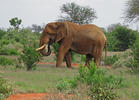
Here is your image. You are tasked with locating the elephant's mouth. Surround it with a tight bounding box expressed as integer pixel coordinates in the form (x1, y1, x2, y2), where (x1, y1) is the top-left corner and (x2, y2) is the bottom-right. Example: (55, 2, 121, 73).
(36, 39, 54, 56)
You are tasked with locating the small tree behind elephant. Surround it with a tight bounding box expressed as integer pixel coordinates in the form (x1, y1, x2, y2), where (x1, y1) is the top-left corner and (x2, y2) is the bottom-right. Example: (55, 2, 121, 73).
(36, 21, 107, 68)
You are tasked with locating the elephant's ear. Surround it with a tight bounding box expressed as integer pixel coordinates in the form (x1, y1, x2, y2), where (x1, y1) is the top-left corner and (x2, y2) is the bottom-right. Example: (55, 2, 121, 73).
(55, 22, 68, 42)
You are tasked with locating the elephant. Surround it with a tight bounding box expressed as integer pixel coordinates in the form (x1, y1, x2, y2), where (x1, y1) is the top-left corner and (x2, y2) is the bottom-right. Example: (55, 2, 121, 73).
(36, 21, 107, 68)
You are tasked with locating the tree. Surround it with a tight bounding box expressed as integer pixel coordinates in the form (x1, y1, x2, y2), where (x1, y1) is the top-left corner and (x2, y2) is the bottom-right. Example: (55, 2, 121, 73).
(107, 23, 122, 32)
(9, 17, 22, 29)
(58, 2, 97, 24)
(124, 0, 139, 22)
(107, 25, 137, 51)
(30, 24, 43, 33)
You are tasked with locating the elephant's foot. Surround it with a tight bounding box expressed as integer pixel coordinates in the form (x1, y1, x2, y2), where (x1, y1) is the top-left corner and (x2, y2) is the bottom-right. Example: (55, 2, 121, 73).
(56, 64, 61, 68)
(67, 66, 73, 69)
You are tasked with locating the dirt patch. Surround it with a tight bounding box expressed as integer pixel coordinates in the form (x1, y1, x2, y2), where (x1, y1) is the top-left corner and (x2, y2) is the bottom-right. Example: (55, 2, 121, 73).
(6, 93, 76, 100)
(36, 62, 79, 68)
(36, 62, 112, 69)
(6, 93, 46, 100)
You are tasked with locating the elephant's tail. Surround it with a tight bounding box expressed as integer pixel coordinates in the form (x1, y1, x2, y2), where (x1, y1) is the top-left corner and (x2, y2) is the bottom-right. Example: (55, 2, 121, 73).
(104, 41, 107, 60)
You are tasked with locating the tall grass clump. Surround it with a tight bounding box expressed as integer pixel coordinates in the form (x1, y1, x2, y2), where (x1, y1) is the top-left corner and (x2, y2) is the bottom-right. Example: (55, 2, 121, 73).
(104, 54, 120, 65)
(57, 62, 123, 100)
(0, 75, 13, 100)
(129, 35, 139, 72)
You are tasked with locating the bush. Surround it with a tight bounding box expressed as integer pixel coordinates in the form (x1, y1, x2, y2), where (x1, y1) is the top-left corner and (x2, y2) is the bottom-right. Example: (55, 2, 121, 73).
(0, 39, 11, 46)
(112, 50, 131, 68)
(3, 28, 39, 47)
(106, 33, 119, 51)
(57, 62, 123, 100)
(0, 56, 13, 66)
(18, 46, 40, 71)
(107, 25, 137, 51)
(89, 84, 117, 100)
(104, 54, 120, 65)
(9, 49, 19, 55)
(0, 75, 13, 99)
(51, 43, 59, 56)
(56, 79, 77, 92)
(0, 48, 10, 55)
(129, 35, 139, 72)
(0, 29, 6, 39)
(0, 47, 19, 55)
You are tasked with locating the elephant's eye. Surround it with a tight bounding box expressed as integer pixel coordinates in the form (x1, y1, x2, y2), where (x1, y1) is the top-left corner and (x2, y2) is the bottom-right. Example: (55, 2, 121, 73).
(46, 32, 52, 35)
(47, 32, 51, 35)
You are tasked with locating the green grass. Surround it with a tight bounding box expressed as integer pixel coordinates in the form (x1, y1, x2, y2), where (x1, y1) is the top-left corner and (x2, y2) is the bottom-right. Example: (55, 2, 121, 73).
(104, 67, 139, 100)
(1, 54, 139, 100)
(2, 66, 78, 93)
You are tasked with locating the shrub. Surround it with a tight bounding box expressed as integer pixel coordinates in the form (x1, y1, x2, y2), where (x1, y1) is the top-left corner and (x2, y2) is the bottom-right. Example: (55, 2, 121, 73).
(106, 33, 119, 51)
(56, 79, 77, 92)
(3, 28, 39, 47)
(112, 50, 132, 68)
(104, 54, 120, 65)
(78, 62, 123, 100)
(0, 56, 13, 66)
(0, 47, 19, 55)
(57, 62, 123, 100)
(9, 49, 19, 55)
(81, 55, 86, 62)
(129, 35, 139, 72)
(51, 43, 59, 56)
(89, 84, 117, 100)
(0, 39, 12, 47)
(18, 46, 40, 71)
(107, 25, 137, 51)
(0, 29, 6, 39)
(0, 75, 13, 99)
(0, 48, 10, 55)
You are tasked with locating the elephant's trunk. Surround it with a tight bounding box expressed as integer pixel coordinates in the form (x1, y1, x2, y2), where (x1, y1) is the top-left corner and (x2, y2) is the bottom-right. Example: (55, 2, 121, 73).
(36, 39, 54, 56)
(40, 44, 51, 56)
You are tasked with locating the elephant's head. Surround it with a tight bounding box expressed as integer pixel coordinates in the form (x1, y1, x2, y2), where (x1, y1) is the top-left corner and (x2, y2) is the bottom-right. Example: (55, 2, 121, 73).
(36, 21, 68, 56)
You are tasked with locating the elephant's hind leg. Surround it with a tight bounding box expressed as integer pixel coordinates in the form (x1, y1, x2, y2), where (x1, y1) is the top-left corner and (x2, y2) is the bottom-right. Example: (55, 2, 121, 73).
(85, 54, 93, 67)
(92, 46, 103, 68)
(64, 51, 72, 68)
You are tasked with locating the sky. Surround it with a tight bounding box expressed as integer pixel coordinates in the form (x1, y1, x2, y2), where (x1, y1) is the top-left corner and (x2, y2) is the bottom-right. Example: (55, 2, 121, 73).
(0, 0, 132, 29)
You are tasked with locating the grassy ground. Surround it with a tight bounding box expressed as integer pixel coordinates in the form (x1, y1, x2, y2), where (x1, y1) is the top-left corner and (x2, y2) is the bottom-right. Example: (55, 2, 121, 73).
(1, 65, 78, 93)
(1, 52, 139, 100)
(1, 65, 139, 100)
(105, 67, 139, 100)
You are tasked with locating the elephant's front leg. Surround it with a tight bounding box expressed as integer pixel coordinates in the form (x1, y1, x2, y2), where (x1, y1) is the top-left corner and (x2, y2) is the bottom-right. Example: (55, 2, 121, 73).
(64, 51, 71, 68)
(56, 38, 72, 68)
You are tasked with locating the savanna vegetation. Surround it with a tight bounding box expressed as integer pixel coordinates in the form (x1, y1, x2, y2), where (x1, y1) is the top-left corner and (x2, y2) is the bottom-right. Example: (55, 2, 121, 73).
(0, 1, 139, 100)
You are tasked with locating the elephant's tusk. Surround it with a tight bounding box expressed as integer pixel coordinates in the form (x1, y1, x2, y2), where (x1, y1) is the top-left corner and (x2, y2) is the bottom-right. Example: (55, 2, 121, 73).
(36, 44, 46, 51)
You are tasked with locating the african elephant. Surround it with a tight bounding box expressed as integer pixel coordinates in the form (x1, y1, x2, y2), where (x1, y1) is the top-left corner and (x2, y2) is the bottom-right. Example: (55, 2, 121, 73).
(36, 21, 107, 68)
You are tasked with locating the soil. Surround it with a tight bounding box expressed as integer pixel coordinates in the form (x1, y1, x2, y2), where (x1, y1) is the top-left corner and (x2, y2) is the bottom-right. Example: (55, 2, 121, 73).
(6, 93, 46, 100)
(6, 93, 75, 100)
(36, 62, 79, 68)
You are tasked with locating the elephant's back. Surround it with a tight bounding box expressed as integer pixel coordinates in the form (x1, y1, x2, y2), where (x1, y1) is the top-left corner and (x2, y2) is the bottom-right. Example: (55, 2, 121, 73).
(76, 25, 105, 40)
